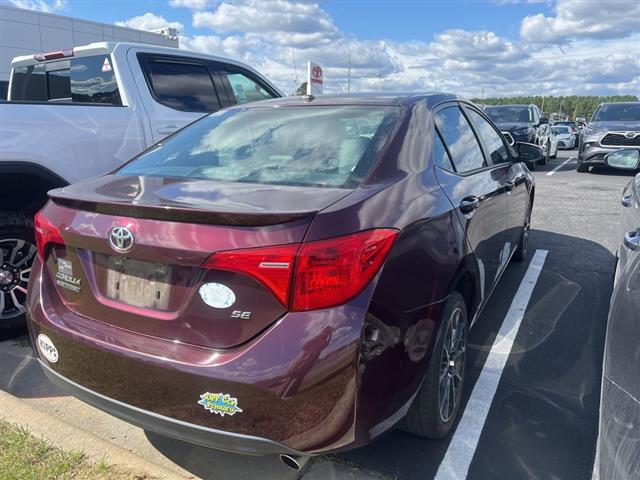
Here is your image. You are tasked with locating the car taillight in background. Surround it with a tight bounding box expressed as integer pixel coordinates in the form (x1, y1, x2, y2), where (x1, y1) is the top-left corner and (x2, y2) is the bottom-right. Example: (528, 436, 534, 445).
(34, 210, 65, 260)
(203, 229, 398, 312)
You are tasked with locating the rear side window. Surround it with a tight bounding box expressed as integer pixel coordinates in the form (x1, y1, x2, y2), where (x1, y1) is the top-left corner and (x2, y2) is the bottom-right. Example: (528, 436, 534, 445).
(10, 55, 121, 104)
(434, 106, 486, 173)
(225, 72, 274, 104)
(119, 105, 401, 189)
(466, 108, 510, 165)
(144, 59, 220, 112)
(433, 133, 454, 171)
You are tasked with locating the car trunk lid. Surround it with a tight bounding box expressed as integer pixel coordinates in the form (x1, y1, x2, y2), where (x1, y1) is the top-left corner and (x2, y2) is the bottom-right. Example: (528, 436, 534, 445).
(41, 175, 353, 349)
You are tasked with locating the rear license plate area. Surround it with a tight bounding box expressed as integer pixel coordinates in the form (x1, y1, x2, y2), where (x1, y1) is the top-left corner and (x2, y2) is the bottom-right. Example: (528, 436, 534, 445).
(105, 257, 171, 310)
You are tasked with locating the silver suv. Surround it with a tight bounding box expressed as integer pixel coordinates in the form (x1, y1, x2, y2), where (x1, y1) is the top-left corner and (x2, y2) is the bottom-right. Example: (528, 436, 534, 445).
(577, 102, 640, 173)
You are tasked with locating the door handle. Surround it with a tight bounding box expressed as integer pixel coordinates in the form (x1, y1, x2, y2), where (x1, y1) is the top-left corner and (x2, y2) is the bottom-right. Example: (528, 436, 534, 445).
(621, 195, 633, 208)
(505, 181, 515, 192)
(624, 230, 640, 251)
(157, 126, 178, 135)
(460, 196, 480, 216)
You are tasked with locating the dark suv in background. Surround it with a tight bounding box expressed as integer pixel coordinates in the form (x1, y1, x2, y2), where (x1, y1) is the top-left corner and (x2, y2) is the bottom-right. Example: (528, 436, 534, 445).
(577, 102, 640, 173)
(484, 104, 552, 169)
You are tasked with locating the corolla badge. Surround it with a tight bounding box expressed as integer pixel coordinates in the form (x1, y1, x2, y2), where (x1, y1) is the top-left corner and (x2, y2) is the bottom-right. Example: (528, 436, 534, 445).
(625, 131, 638, 138)
(108, 226, 134, 253)
(198, 392, 243, 417)
(37, 334, 59, 363)
(199, 283, 236, 309)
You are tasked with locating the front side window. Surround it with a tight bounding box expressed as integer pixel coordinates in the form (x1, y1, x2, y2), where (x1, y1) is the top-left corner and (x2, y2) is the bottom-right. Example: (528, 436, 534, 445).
(119, 105, 401, 189)
(10, 55, 121, 104)
(466, 109, 510, 165)
(145, 59, 220, 112)
(225, 72, 274, 104)
(434, 106, 486, 173)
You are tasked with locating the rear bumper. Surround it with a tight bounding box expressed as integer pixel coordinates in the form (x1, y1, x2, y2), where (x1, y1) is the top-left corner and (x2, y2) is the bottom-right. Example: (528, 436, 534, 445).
(39, 360, 303, 456)
(27, 257, 369, 456)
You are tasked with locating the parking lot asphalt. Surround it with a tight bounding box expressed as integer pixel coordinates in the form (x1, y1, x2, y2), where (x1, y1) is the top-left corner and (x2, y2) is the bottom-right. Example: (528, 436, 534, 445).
(0, 149, 635, 480)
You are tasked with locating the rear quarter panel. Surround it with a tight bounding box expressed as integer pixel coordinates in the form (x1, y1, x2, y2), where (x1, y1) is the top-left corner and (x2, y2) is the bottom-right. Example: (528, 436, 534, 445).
(307, 101, 472, 441)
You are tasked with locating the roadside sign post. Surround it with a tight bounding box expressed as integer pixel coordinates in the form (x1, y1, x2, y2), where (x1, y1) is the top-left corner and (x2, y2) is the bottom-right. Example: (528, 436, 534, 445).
(307, 61, 323, 95)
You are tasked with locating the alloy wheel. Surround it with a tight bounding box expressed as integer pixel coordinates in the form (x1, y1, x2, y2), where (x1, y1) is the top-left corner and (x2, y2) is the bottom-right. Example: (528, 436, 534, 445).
(0, 239, 36, 321)
(438, 306, 466, 423)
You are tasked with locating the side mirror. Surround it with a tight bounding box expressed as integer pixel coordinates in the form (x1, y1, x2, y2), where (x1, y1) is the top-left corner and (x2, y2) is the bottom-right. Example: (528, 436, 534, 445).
(516, 142, 544, 164)
(538, 116, 549, 125)
(605, 149, 640, 170)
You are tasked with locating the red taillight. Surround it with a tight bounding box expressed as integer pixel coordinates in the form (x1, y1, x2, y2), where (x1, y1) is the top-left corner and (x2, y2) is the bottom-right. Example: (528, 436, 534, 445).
(33, 48, 74, 62)
(202, 229, 397, 311)
(34, 210, 64, 260)
(292, 229, 397, 311)
(202, 243, 298, 306)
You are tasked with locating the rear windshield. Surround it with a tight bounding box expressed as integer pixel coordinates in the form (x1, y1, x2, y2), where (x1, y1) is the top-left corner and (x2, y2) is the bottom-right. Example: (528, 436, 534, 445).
(10, 55, 121, 105)
(553, 126, 571, 134)
(119, 105, 401, 188)
(485, 106, 532, 123)
(592, 103, 640, 122)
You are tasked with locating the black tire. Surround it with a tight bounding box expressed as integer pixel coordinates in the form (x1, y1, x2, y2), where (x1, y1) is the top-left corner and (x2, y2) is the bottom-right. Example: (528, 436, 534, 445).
(514, 204, 531, 262)
(538, 141, 550, 165)
(576, 162, 588, 173)
(400, 291, 468, 439)
(0, 211, 35, 333)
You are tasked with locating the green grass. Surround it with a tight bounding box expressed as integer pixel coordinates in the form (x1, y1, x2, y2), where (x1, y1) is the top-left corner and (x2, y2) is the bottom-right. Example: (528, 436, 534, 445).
(0, 420, 157, 480)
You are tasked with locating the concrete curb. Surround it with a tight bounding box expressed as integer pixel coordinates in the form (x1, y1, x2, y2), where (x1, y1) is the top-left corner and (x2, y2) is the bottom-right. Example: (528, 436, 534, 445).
(0, 389, 192, 479)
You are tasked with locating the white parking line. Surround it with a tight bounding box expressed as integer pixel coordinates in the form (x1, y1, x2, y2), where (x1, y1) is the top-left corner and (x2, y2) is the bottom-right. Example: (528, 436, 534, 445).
(434, 249, 549, 480)
(547, 157, 575, 176)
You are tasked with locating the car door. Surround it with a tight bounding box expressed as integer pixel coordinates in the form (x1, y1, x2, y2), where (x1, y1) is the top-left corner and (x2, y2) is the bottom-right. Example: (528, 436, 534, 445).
(133, 52, 224, 143)
(464, 105, 530, 253)
(433, 103, 510, 300)
(616, 173, 640, 279)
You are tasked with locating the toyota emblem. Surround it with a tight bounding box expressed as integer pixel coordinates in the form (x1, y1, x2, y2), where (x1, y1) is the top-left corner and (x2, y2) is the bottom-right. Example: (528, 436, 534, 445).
(625, 131, 637, 138)
(108, 226, 135, 253)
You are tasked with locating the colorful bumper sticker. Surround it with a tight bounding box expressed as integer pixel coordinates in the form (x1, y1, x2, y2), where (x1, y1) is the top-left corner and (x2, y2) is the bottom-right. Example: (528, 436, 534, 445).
(198, 392, 243, 417)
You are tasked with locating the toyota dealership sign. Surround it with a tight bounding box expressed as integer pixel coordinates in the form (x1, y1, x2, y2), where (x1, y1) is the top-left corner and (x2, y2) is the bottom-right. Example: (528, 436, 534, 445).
(307, 61, 323, 95)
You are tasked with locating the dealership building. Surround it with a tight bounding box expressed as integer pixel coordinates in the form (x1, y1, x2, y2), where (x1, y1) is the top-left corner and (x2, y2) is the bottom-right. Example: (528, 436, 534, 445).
(0, 4, 179, 98)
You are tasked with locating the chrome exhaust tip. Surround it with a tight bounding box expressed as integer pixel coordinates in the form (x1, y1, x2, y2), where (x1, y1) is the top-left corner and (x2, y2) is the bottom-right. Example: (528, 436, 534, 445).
(279, 454, 310, 471)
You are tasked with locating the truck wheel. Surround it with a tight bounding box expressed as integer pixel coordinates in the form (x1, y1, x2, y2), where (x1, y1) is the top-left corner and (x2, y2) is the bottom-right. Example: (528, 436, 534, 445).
(400, 291, 468, 439)
(0, 212, 36, 332)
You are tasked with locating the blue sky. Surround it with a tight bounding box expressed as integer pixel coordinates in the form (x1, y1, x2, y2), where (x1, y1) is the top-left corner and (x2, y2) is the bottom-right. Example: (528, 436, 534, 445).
(7, 0, 640, 96)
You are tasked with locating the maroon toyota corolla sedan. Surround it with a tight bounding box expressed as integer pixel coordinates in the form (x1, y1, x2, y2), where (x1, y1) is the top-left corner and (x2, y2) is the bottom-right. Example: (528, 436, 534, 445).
(27, 94, 539, 467)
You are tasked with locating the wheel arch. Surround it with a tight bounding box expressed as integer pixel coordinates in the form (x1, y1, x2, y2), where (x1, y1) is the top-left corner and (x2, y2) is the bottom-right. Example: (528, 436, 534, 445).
(0, 162, 68, 215)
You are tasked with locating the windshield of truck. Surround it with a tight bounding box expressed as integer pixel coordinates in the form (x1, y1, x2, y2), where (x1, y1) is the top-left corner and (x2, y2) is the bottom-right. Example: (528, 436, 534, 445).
(485, 106, 533, 123)
(592, 103, 640, 121)
(119, 105, 401, 188)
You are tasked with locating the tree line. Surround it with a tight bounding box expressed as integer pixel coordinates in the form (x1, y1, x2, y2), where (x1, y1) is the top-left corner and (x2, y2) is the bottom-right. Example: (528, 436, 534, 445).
(471, 95, 638, 120)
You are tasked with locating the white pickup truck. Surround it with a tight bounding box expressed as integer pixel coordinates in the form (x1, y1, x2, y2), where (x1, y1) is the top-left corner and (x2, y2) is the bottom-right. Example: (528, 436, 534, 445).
(0, 42, 282, 330)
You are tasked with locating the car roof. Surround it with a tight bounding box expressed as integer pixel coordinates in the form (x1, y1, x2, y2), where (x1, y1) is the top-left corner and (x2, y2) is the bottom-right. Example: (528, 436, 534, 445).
(485, 104, 532, 108)
(230, 92, 464, 109)
(599, 101, 640, 106)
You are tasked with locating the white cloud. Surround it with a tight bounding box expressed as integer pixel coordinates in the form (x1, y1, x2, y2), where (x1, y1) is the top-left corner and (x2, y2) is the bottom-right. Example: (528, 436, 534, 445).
(171, 0, 640, 97)
(169, 0, 210, 10)
(116, 13, 184, 34)
(521, 0, 640, 43)
(9, 0, 65, 12)
(193, 0, 339, 45)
